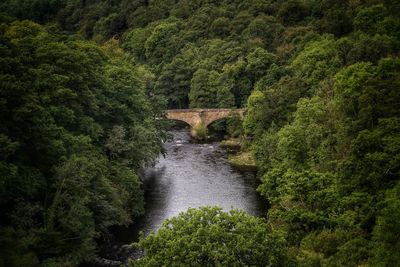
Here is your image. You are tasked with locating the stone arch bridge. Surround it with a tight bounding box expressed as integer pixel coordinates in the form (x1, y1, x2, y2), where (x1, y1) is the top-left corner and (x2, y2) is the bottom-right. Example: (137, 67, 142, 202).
(166, 108, 245, 137)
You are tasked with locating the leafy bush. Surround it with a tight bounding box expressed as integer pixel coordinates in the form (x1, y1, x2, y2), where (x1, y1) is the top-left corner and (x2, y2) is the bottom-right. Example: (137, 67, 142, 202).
(133, 207, 292, 267)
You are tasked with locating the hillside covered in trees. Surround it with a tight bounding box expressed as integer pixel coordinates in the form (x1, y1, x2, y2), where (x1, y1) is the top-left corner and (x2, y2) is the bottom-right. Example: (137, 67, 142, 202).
(0, 18, 166, 266)
(0, 0, 399, 266)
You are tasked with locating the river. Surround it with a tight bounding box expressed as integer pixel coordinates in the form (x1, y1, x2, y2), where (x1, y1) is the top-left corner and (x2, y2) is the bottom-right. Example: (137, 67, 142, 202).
(103, 128, 267, 263)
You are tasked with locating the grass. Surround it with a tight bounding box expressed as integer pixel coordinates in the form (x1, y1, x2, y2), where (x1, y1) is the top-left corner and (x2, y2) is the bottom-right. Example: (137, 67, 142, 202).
(228, 151, 257, 171)
(191, 123, 208, 140)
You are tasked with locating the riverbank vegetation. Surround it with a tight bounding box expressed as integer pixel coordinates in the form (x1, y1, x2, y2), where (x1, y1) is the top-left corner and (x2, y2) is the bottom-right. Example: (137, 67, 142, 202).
(0, 19, 164, 266)
(191, 123, 208, 141)
(228, 152, 257, 171)
(133, 207, 292, 266)
(1, 0, 399, 266)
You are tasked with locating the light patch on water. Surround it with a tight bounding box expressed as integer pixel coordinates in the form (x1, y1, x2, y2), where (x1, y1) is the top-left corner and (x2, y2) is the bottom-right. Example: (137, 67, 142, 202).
(137, 129, 266, 237)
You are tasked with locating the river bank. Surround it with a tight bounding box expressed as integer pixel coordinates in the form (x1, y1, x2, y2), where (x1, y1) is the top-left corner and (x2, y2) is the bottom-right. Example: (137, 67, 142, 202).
(92, 128, 266, 265)
(221, 138, 258, 171)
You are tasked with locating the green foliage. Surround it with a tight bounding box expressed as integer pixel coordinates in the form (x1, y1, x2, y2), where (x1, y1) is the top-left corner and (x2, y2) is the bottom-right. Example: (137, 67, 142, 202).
(245, 47, 276, 82)
(337, 32, 396, 65)
(371, 182, 400, 266)
(290, 34, 341, 89)
(354, 4, 387, 35)
(18, 0, 387, 113)
(192, 123, 208, 141)
(144, 20, 182, 67)
(154, 48, 199, 108)
(226, 112, 243, 138)
(334, 58, 400, 193)
(277, 0, 310, 26)
(0, 20, 163, 266)
(1, 0, 400, 266)
(244, 75, 309, 138)
(189, 69, 235, 108)
(312, 0, 355, 37)
(122, 27, 153, 62)
(245, 8, 400, 265)
(210, 17, 230, 38)
(133, 207, 292, 267)
(92, 12, 121, 42)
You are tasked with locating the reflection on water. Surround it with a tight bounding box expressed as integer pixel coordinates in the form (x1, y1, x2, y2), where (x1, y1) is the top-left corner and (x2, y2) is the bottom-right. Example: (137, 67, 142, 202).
(106, 129, 267, 262)
(137, 129, 266, 235)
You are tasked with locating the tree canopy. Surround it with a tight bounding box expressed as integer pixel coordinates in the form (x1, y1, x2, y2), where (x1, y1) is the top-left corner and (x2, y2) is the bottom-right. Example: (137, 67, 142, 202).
(0, 19, 164, 266)
(133, 207, 292, 267)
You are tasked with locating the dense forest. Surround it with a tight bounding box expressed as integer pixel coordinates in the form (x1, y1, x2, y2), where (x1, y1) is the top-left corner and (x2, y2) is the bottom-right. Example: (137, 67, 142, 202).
(0, 0, 399, 266)
(0, 15, 166, 266)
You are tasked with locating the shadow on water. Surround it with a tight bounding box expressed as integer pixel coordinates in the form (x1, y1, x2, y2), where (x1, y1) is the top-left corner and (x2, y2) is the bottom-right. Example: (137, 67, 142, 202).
(99, 126, 268, 263)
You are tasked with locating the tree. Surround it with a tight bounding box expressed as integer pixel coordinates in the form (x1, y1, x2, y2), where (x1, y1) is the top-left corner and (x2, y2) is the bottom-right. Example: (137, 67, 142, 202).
(290, 34, 341, 89)
(122, 27, 153, 62)
(209, 17, 231, 38)
(189, 69, 235, 108)
(334, 58, 400, 194)
(154, 48, 199, 108)
(0, 20, 162, 266)
(371, 182, 400, 266)
(222, 59, 253, 107)
(353, 4, 387, 35)
(133, 207, 291, 267)
(243, 15, 284, 51)
(277, 0, 309, 26)
(244, 75, 309, 138)
(144, 20, 182, 67)
(245, 47, 276, 82)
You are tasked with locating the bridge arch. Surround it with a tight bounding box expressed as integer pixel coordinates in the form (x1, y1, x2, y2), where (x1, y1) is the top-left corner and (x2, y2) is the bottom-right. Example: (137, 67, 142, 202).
(166, 110, 202, 128)
(168, 119, 192, 128)
(206, 116, 232, 128)
(166, 108, 245, 138)
(202, 110, 244, 127)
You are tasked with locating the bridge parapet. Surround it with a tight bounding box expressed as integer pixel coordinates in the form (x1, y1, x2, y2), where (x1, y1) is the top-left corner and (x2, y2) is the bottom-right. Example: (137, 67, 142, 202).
(167, 108, 245, 113)
(166, 109, 245, 138)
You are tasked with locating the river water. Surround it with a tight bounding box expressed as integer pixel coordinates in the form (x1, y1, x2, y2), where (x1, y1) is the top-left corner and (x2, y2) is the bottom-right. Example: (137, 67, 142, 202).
(138, 129, 266, 233)
(106, 128, 267, 263)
